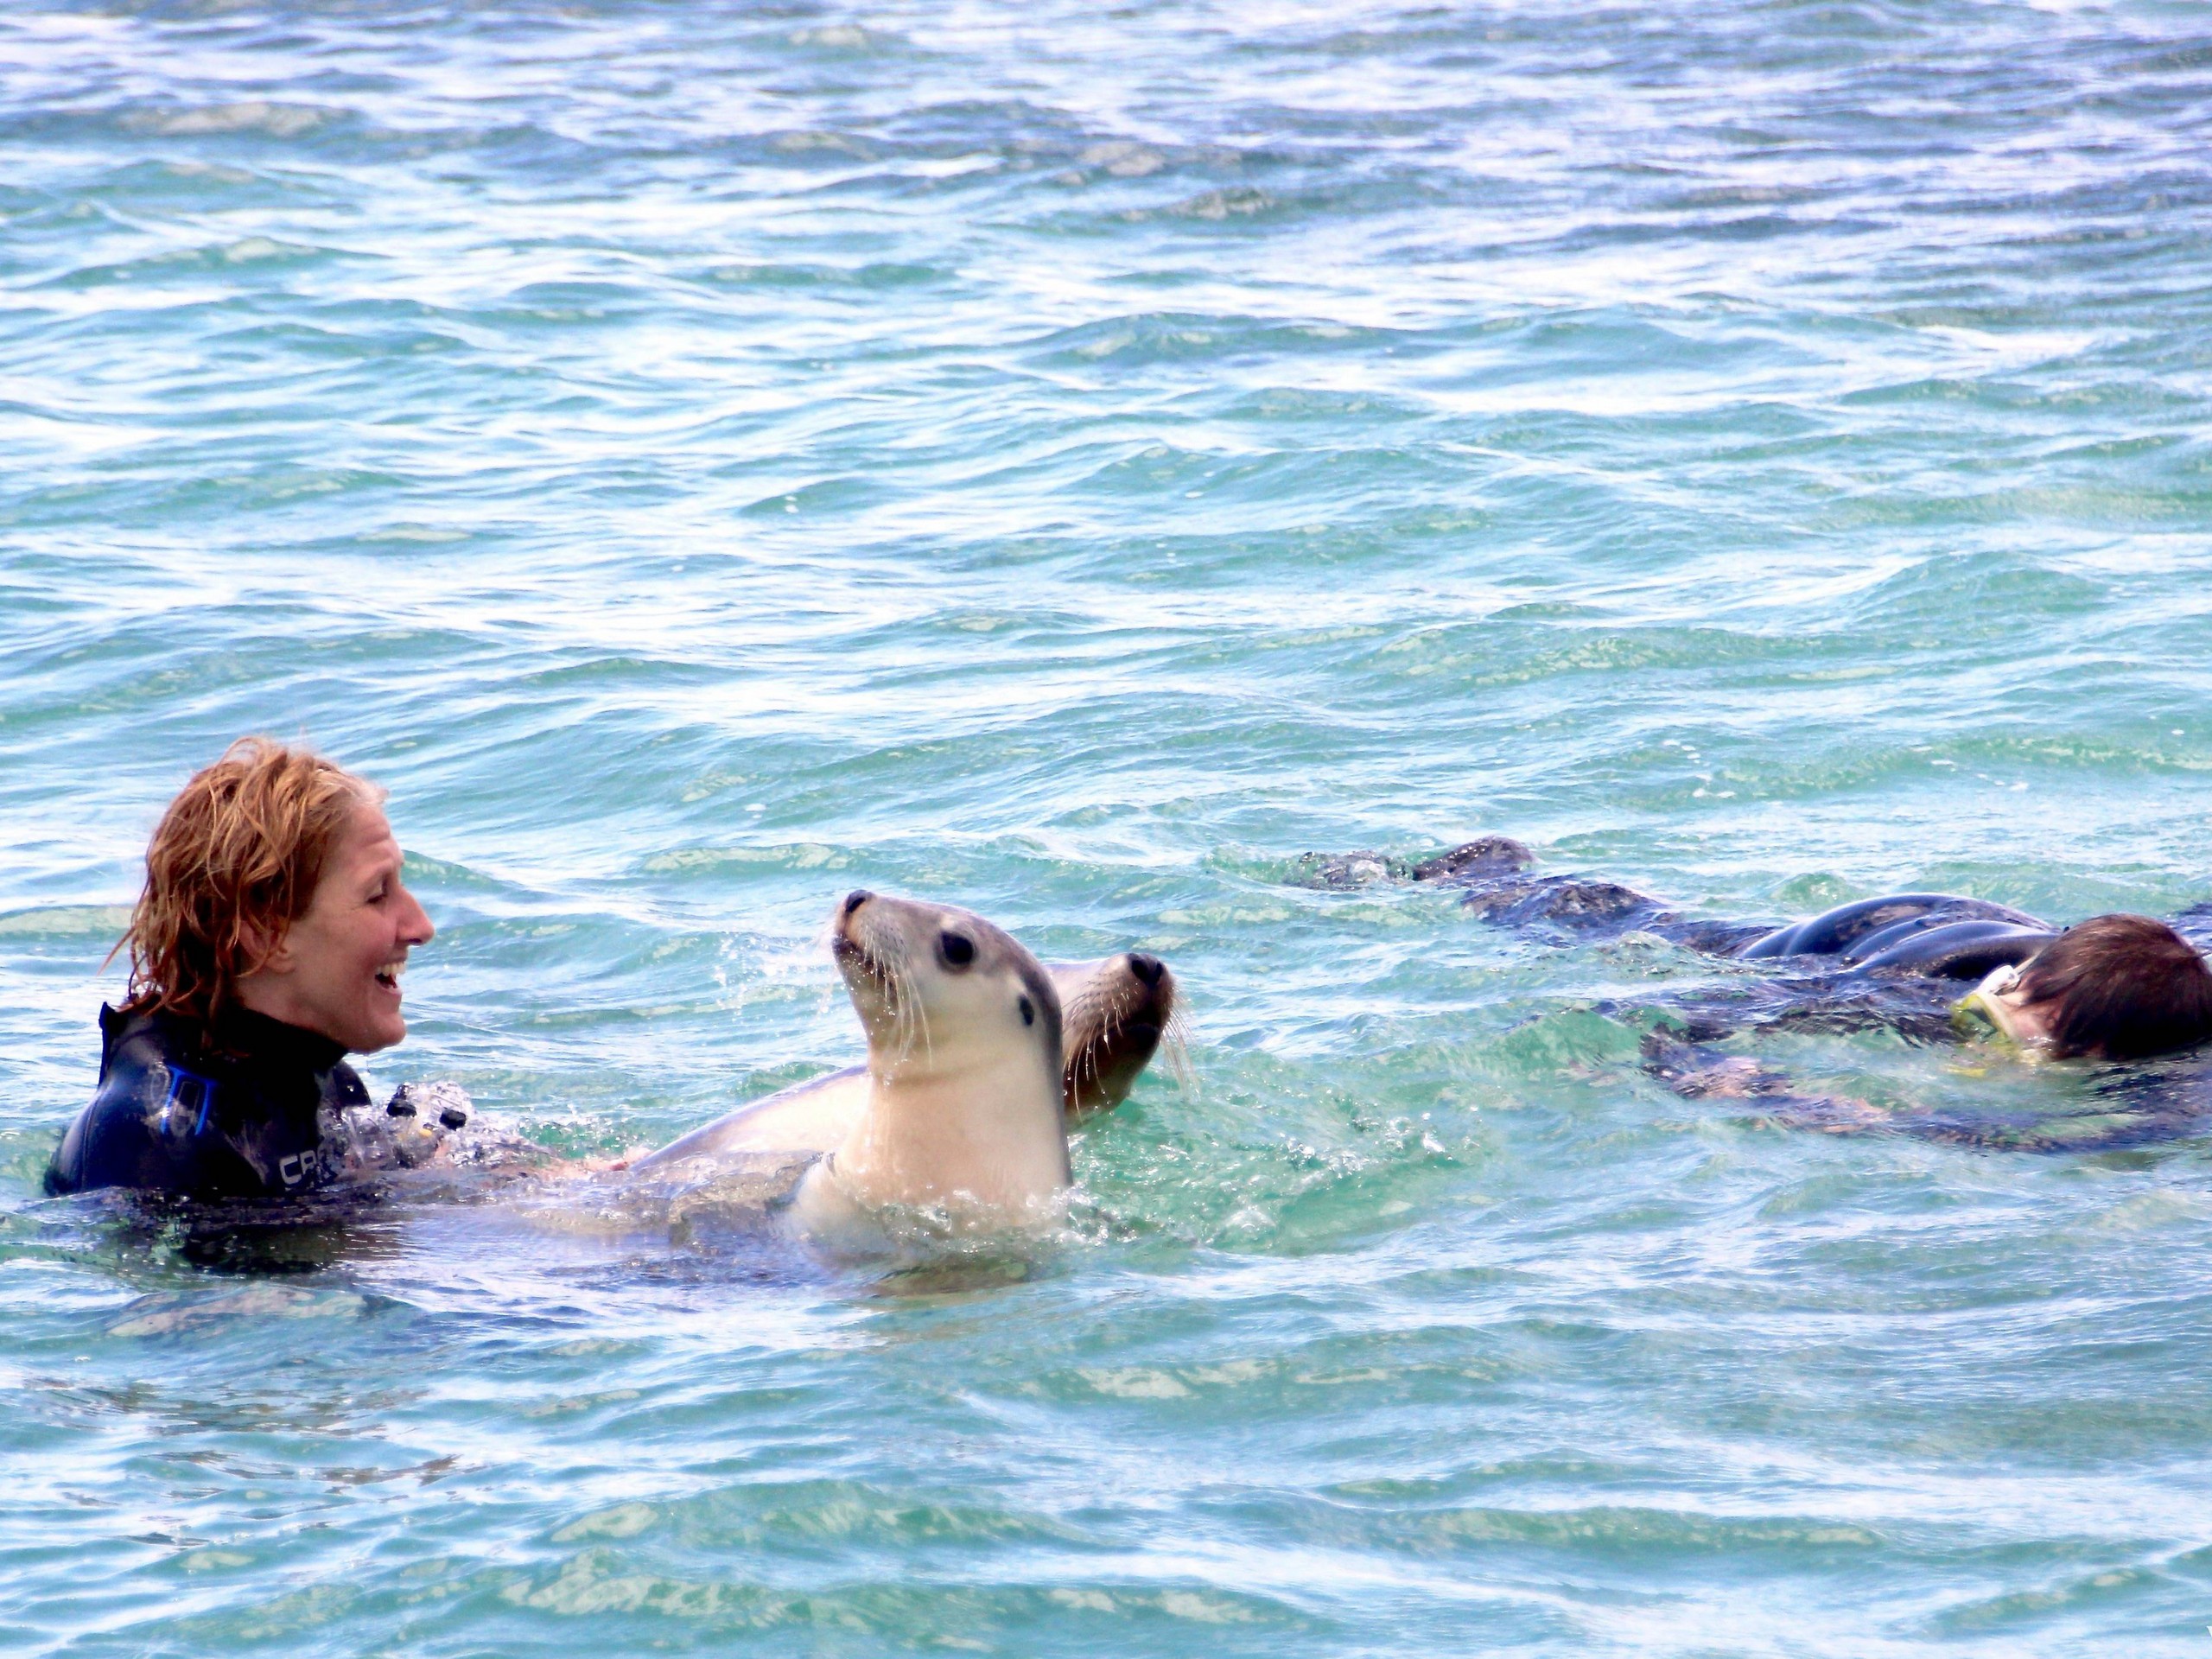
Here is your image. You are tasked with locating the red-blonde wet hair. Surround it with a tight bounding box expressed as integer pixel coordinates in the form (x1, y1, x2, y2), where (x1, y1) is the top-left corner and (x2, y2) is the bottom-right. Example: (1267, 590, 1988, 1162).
(116, 737, 381, 1023)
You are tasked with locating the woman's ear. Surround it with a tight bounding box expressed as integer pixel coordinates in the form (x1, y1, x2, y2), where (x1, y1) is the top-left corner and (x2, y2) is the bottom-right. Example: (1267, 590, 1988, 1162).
(238, 916, 296, 976)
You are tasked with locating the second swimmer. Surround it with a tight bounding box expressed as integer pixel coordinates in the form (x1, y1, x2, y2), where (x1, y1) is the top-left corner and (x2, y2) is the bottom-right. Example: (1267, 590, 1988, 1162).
(1295, 835, 2212, 1147)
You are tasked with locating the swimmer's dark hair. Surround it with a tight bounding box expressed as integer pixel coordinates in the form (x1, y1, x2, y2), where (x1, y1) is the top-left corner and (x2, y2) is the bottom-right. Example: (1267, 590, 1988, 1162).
(2016, 914, 2212, 1060)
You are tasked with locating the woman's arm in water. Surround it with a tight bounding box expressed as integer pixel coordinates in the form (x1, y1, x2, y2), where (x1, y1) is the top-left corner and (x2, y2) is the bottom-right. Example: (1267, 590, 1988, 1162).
(1643, 1032, 2212, 1153)
(1639, 1033, 1893, 1134)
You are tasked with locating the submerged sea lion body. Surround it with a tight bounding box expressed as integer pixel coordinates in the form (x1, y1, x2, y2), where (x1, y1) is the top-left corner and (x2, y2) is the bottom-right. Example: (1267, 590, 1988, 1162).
(1300, 837, 2069, 1040)
(1294, 837, 2057, 975)
(1293, 836, 1772, 954)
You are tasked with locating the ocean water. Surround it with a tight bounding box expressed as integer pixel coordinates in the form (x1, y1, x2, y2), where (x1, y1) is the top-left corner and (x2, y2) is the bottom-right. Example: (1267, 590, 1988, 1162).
(5, 0, 2212, 1652)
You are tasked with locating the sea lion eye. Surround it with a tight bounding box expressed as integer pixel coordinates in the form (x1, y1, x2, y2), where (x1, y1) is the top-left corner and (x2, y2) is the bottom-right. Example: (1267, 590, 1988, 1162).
(1018, 995, 1035, 1027)
(939, 931, 976, 969)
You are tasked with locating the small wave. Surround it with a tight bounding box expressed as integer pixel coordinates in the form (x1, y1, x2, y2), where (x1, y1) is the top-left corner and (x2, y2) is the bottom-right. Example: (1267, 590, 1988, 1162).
(0, 904, 131, 941)
(1031, 312, 1384, 367)
(107, 1283, 372, 1338)
(124, 101, 329, 140)
(639, 844, 854, 876)
(785, 24, 884, 52)
(766, 129, 876, 160)
(1159, 186, 1277, 221)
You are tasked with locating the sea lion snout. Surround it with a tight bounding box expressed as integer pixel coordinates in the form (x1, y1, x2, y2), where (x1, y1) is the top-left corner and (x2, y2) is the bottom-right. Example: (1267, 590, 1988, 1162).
(1128, 951, 1165, 987)
(842, 888, 872, 917)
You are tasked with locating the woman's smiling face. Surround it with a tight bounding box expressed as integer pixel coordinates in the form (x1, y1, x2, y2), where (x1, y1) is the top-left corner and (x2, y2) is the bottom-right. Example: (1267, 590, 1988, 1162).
(238, 798, 434, 1052)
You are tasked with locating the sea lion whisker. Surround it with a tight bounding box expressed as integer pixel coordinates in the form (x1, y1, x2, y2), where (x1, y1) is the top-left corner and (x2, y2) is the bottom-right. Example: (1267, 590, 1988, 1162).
(893, 951, 936, 1068)
(1159, 1007, 1197, 1095)
(891, 957, 924, 1064)
(1081, 1007, 1118, 1086)
(913, 988, 936, 1067)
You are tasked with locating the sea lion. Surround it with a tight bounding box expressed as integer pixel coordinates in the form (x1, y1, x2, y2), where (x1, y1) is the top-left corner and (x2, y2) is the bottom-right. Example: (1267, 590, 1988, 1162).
(1054, 948, 1178, 1121)
(1294, 838, 2065, 967)
(785, 888, 1066, 1239)
(639, 938, 1175, 1168)
(633, 892, 1177, 1238)
(1306, 833, 2212, 1149)
(1288, 836, 1770, 954)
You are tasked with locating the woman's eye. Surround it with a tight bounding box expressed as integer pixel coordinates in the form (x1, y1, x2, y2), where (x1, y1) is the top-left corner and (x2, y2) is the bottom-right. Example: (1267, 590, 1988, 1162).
(939, 932, 976, 969)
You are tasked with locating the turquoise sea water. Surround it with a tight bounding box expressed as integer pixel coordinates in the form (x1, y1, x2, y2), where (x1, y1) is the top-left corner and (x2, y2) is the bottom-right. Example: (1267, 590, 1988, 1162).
(7, 1, 2212, 1651)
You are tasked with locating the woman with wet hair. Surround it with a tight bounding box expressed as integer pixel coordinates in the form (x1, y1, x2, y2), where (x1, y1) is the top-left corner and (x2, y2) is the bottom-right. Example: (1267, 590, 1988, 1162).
(47, 737, 444, 1200)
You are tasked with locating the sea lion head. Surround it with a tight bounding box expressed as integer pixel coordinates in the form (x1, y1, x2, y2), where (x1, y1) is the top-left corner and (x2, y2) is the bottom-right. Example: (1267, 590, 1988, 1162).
(833, 889, 1064, 1089)
(1051, 951, 1179, 1120)
(812, 890, 1071, 1231)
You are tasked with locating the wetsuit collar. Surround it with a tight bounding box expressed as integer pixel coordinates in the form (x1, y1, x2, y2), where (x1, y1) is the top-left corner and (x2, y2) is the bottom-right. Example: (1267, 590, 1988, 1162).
(205, 1003, 349, 1073)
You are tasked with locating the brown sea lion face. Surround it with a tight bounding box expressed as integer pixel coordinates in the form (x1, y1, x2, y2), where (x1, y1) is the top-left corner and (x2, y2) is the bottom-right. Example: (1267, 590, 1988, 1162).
(831, 890, 1063, 1086)
(1050, 951, 1178, 1121)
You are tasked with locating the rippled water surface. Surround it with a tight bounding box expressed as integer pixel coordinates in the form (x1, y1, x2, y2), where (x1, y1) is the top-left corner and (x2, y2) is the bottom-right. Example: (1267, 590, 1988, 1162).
(7, 1, 2212, 1652)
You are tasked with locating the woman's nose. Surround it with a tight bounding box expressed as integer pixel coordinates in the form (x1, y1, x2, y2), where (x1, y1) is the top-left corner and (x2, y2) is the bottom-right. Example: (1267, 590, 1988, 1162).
(401, 885, 435, 944)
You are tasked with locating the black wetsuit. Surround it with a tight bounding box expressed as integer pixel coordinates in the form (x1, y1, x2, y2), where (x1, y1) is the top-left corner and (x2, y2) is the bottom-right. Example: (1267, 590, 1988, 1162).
(45, 1004, 365, 1201)
(1734, 893, 2056, 978)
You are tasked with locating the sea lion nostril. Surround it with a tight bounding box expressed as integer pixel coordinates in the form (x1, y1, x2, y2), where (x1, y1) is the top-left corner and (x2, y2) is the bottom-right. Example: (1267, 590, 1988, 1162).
(1128, 952, 1164, 986)
(842, 889, 872, 917)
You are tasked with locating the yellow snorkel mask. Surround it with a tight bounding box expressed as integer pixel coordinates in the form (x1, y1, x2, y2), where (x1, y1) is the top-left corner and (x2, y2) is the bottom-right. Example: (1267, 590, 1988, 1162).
(1950, 963, 2050, 1060)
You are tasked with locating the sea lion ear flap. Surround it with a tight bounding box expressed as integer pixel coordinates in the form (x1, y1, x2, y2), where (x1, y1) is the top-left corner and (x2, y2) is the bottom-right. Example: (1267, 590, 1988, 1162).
(1014, 957, 1064, 1072)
